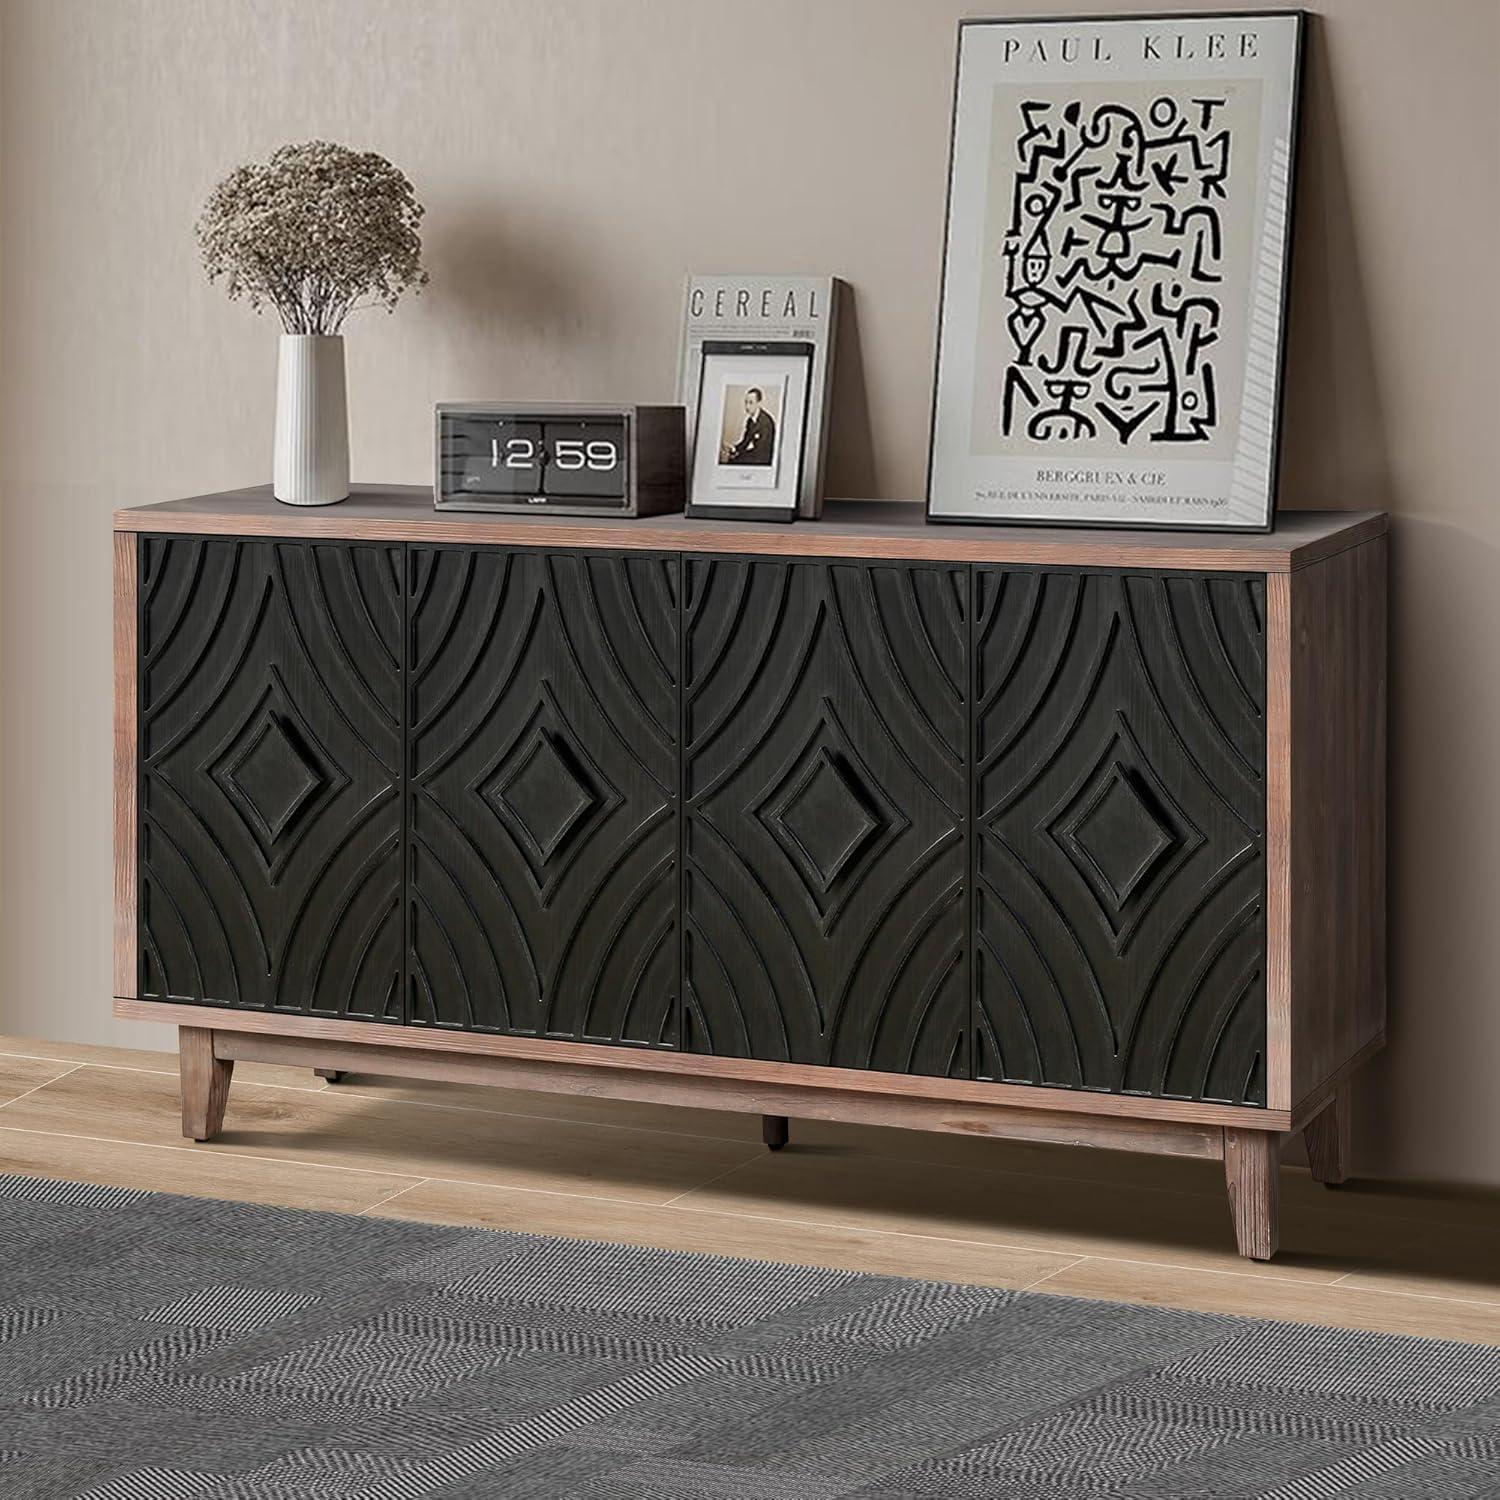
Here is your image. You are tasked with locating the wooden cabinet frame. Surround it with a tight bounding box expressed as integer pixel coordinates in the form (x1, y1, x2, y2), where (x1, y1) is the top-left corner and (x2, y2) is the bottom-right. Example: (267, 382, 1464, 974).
(113, 488, 1387, 1261)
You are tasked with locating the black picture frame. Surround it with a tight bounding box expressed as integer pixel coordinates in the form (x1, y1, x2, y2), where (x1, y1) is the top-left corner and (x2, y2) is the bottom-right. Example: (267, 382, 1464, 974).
(686, 340, 813, 524)
(925, 11, 1306, 534)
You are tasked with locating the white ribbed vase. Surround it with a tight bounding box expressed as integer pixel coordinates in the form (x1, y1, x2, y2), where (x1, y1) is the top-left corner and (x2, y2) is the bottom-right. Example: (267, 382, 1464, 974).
(273, 334, 349, 506)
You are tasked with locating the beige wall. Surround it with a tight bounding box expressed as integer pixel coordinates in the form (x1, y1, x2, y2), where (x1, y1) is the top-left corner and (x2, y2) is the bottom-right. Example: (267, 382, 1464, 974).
(2, 0, 1497, 1184)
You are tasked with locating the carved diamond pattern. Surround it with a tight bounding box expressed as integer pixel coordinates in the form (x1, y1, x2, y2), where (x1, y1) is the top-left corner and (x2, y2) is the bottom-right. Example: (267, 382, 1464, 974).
(210, 679, 346, 875)
(754, 709, 909, 925)
(1067, 770, 1175, 904)
(477, 695, 622, 898)
(1047, 725, 1204, 937)
(774, 749, 881, 891)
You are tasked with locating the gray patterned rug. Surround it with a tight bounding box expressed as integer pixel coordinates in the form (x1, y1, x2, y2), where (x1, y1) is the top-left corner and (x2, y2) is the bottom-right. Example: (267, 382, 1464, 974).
(0, 1175, 1497, 1499)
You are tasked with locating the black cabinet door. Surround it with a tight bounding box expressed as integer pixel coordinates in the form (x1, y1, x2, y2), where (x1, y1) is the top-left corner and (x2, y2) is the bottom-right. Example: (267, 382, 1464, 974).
(138, 538, 404, 1018)
(408, 548, 679, 1045)
(683, 558, 969, 1076)
(974, 569, 1267, 1104)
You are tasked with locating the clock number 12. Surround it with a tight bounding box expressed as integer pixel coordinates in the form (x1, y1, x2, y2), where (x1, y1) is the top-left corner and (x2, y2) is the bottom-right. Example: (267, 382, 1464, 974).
(491, 436, 537, 469)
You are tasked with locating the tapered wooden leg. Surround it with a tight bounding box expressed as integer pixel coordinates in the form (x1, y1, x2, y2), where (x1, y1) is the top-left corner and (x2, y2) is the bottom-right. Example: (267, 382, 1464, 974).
(763, 1115, 789, 1151)
(315, 1069, 345, 1083)
(1224, 1128, 1280, 1261)
(1303, 1089, 1351, 1186)
(179, 1026, 233, 1143)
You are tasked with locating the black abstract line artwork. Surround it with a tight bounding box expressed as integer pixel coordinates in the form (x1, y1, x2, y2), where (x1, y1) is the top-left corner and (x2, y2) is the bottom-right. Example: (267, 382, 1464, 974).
(1000, 94, 1232, 450)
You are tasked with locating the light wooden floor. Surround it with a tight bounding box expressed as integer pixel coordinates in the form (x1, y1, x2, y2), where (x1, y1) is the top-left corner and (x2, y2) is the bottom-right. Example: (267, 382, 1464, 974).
(2, 1033, 1497, 1345)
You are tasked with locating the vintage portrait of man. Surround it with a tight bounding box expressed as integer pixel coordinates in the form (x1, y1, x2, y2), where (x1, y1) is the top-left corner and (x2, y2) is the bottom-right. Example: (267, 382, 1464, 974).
(714, 375, 785, 488)
(722, 385, 777, 465)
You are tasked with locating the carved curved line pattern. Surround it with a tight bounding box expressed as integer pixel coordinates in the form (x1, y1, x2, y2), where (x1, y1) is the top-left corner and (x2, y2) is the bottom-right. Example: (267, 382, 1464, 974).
(548, 557, 674, 796)
(692, 814, 819, 1026)
(1186, 960, 1262, 1102)
(686, 557, 967, 1075)
(148, 773, 273, 977)
(681, 943, 736, 1057)
(979, 869, 1087, 1084)
(345, 892, 401, 1015)
(1157, 579, 1258, 780)
(976, 567, 1265, 1105)
(298, 545, 400, 737)
(691, 596, 829, 811)
(1112, 842, 1262, 1082)
(683, 558, 747, 703)
(975, 568, 1033, 714)
(410, 558, 521, 765)
(831, 578, 963, 819)
(545, 832, 672, 1030)
(146, 571, 272, 767)
(141, 809, 241, 1003)
(686, 561, 791, 760)
(415, 790, 543, 991)
(411, 826, 512, 1005)
(344, 547, 401, 680)
(998, 833, 1119, 1052)
(610, 910, 676, 1046)
(850, 567, 962, 772)
(683, 913, 756, 1053)
(140, 539, 402, 1019)
(866, 942, 966, 1079)
(410, 550, 489, 732)
(831, 883, 964, 1072)
(1119, 580, 1262, 834)
(410, 883, 481, 1030)
(1243, 574, 1265, 637)
(619, 557, 674, 692)
(574, 557, 674, 752)
(407, 943, 438, 1027)
(975, 926, 1042, 1081)
(1124, 893, 1262, 1095)
(823, 861, 961, 1051)
(304, 832, 401, 1005)
(1153, 910, 1262, 1084)
(269, 790, 397, 991)
(141, 837, 208, 1001)
(1202, 577, 1264, 722)
(142, 538, 207, 681)
(981, 574, 1083, 770)
(408, 548, 677, 1046)
(424, 584, 543, 787)
(904, 568, 965, 707)
(987, 613, 1120, 822)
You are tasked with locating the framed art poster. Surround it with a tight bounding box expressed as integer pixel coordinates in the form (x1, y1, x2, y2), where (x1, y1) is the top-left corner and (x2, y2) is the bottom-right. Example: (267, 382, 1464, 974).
(928, 12, 1304, 531)
(687, 340, 813, 522)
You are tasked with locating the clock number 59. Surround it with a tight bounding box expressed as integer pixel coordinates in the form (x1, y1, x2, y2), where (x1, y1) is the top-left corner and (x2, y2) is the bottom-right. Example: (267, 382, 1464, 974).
(554, 439, 618, 471)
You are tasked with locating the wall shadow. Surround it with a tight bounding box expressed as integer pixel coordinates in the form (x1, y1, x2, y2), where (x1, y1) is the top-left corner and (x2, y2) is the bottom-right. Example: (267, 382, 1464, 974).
(1275, 13, 1393, 516)
(823, 283, 879, 501)
(419, 197, 621, 390)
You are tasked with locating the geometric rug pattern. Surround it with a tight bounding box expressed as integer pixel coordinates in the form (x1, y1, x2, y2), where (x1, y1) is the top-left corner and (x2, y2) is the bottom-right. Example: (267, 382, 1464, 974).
(1, 1174, 1498, 1499)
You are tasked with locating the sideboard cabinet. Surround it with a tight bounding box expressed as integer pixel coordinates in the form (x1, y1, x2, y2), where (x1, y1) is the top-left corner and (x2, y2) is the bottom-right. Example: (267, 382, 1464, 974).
(114, 489, 1387, 1261)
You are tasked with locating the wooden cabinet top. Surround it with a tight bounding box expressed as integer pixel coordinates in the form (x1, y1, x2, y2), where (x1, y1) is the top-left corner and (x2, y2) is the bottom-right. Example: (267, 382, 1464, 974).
(116, 484, 1387, 573)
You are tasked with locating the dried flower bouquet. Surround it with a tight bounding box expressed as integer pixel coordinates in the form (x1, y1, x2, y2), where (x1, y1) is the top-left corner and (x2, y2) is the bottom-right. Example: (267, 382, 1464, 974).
(197, 140, 428, 335)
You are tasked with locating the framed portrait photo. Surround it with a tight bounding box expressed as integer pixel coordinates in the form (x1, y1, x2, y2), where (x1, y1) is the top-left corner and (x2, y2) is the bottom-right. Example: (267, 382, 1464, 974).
(928, 12, 1305, 531)
(687, 340, 813, 522)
